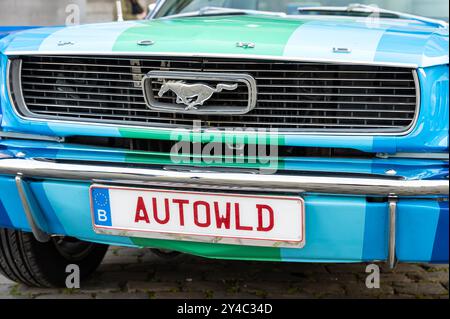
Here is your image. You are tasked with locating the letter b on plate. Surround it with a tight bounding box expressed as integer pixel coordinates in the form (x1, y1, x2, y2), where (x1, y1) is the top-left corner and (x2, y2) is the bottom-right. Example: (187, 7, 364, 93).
(92, 188, 112, 227)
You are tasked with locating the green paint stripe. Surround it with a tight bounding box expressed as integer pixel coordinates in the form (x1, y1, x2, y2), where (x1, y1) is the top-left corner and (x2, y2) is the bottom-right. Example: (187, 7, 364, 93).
(115, 15, 299, 148)
(113, 15, 305, 55)
(119, 128, 286, 145)
(131, 238, 282, 261)
(119, 128, 174, 141)
(124, 152, 285, 172)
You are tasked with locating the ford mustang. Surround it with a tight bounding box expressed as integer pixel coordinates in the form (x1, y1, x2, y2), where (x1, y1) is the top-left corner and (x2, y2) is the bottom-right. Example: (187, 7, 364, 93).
(0, 0, 448, 288)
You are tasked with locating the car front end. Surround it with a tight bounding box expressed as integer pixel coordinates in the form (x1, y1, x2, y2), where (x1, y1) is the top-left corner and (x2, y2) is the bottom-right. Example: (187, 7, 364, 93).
(0, 1, 448, 287)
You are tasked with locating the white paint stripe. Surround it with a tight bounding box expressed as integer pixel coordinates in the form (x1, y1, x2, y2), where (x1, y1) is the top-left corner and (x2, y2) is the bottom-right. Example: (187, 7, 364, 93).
(283, 20, 388, 63)
(38, 21, 140, 52)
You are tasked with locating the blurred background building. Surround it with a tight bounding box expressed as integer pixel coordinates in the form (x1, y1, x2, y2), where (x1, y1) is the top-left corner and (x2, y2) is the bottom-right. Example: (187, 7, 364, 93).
(0, 0, 155, 26)
(0, 0, 448, 26)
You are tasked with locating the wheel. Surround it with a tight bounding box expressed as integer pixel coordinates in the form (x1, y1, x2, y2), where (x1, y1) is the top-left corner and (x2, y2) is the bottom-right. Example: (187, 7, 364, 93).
(0, 228, 108, 288)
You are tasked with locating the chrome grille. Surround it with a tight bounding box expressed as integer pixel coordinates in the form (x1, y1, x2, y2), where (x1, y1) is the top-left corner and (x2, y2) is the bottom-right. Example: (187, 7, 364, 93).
(12, 55, 419, 133)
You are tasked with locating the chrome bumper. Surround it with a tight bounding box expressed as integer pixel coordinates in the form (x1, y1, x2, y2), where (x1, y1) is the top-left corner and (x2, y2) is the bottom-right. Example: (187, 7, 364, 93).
(0, 157, 448, 196)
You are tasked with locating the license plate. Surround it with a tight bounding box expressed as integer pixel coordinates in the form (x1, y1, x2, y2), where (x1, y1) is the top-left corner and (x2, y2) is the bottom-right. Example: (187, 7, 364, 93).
(90, 185, 305, 248)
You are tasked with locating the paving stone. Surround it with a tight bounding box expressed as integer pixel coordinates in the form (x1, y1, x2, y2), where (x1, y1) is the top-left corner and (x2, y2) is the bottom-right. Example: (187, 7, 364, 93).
(95, 292, 150, 299)
(326, 264, 368, 274)
(407, 271, 449, 283)
(0, 285, 14, 294)
(182, 281, 228, 294)
(384, 294, 416, 299)
(392, 264, 427, 273)
(290, 264, 330, 275)
(204, 292, 263, 299)
(126, 281, 181, 293)
(265, 293, 316, 299)
(378, 273, 414, 283)
(102, 256, 139, 265)
(77, 280, 121, 294)
(99, 270, 152, 283)
(152, 291, 206, 299)
(154, 270, 206, 282)
(394, 283, 448, 296)
(244, 281, 301, 295)
(294, 282, 346, 297)
(251, 270, 314, 283)
(0, 276, 15, 285)
(15, 285, 63, 297)
(35, 294, 94, 299)
(0, 246, 447, 299)
(96, 263, 125, 272)
(353, 272, 413, 284)
(0, 294, 29, 299)
(311, 273, 360, 283)
(422, 264, 449, 271)
(344, 283, 395, 298)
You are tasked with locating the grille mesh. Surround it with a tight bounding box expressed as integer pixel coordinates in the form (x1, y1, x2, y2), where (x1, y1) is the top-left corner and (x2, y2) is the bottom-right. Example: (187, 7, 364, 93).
(14, 55, 418, 132)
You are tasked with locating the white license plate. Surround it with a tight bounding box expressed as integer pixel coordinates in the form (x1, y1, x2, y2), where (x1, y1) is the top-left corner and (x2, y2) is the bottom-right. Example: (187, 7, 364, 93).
(90, 185, 305, 248)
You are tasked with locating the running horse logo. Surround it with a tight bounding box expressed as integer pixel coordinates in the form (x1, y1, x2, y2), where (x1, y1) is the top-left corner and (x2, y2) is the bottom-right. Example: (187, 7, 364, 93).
(158, 81, 238, 111)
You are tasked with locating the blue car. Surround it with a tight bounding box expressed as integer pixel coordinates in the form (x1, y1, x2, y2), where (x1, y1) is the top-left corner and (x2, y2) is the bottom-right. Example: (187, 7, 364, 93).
(0, 0, 448, 287)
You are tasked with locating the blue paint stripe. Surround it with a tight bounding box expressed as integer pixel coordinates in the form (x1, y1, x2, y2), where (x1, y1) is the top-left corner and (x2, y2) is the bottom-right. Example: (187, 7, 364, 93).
(374, 26, 448, 67)
(280, 196, 367, 262)
(38, 21, 140, 53)
(40, 181, 133, 245)
(4, 26, 63, 53)
(0, 26, 41, 41)
(361, 202, 389, 261)
(396, 200, 441, 262)
(431, 201, 449, 263)
(47, 122, 121, 137)
(284, 135, 374, 152)
(0, 199, 13, 229)
(283, 157, 373, 174)
(0, 177, 29, 230)
(30, 182, 67, 235)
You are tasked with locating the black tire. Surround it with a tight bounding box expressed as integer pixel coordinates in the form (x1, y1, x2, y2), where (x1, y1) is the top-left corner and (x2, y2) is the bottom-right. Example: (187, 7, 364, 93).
(0, 228, 108, 288)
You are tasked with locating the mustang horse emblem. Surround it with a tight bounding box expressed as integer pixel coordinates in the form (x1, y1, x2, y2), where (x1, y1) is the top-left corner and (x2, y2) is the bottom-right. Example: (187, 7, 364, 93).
(158, 81, 238, 111)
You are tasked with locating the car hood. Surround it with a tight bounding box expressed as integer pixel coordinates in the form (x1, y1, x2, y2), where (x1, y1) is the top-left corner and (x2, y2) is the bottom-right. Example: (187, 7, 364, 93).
(1, 15, 448, 67)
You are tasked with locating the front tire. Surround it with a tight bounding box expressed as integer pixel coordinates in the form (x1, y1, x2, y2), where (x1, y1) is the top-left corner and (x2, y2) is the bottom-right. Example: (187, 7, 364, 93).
(0, 228, 108, 288)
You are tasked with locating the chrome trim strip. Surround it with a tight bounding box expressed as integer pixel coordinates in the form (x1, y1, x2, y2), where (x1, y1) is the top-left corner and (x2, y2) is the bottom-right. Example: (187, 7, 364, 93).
(388, 195, 398, 269)
(15, 175, 50, 243)
(5, 51, 421, 69)
(378, 152, 450, 160)
(0, 131, 64, 142)
(7, 59, 421, 137)
(0, 158, 448, 196)
(148, 0, 166, 19)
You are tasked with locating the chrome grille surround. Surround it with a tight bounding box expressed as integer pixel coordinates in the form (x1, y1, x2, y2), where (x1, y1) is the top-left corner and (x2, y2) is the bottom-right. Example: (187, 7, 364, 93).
(142, 71, 258, 115)
(9, 55, 420, 134)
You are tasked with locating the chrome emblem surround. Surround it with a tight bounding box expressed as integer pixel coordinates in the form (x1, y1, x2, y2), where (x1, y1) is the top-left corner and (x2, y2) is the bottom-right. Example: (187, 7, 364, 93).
(142, 71, 257, 115)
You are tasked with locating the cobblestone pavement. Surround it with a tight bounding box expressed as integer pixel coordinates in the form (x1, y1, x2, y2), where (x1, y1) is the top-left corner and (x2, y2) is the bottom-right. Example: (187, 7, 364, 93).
(0, 247, 448, 299)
